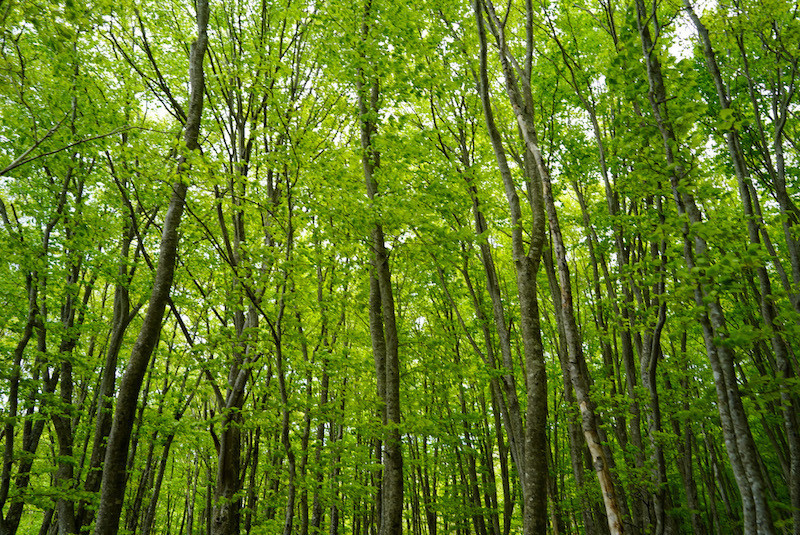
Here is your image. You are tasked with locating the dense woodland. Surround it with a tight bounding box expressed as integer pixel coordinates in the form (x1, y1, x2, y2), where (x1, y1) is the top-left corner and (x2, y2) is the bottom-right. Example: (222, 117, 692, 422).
(1, 0, 799, 533)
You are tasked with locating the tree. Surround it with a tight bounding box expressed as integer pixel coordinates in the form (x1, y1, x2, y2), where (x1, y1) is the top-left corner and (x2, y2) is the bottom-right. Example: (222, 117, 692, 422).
(1, 0, 799, 533)
(93, 1, 209, 533)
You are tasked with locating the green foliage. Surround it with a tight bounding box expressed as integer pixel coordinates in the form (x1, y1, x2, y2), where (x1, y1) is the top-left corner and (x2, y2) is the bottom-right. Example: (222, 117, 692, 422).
(1, 0, 799, 533)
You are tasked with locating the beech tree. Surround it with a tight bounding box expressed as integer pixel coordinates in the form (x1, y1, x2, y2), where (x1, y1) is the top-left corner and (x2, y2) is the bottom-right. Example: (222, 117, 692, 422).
(0, 0, 799, 534)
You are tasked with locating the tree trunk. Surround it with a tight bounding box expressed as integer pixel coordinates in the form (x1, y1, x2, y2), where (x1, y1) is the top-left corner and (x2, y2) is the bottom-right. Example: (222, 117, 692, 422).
(78, 215, 136, 529)
(634, 1, 775, 532)
(358, 5, 403, 530)
(92, 2, 208, 532)
(473, 3, 549, 531)
(684, 6, 800, 532)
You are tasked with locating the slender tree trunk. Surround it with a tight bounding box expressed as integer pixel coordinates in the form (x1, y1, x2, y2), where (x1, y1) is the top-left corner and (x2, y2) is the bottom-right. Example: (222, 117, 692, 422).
(311, 366, 330, 534)
(476, 1, 625, 530)
(140, 434, 175, 535)
(92, 2, 208, 532)
(53, 259, 86, 535)
(278, 342, 297, 535)
(328, 382, 346, 535)
(0, 279, 36, 534)
(212, 322, 253, 535)
(472, 3, 549, 531)
(0, 163, 71, 535)
(684, 7, 800, 532)
(358, 4, 403, 530)
(634, 2, 775, 532)
(543, 248, 605, 535)
(665, 360, 706, 535)
(78, 216, 136, 529)
(126, 368, 165, 535)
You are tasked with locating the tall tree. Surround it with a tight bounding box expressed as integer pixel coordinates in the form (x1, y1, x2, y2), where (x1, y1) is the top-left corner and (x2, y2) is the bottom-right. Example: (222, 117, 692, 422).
(92, 1, 209, 533)
(356, 0, 404, 529)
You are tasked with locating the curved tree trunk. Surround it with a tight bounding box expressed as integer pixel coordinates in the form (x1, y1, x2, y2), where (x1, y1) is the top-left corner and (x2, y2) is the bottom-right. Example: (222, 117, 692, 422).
(473, 2, 549, 531)
(92, 2, 209, 533)
(474, 1, 626, 532)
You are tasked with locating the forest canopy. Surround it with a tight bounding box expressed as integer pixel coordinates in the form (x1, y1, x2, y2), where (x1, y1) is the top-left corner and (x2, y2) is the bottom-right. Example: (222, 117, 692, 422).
(0, 0, 799, 534)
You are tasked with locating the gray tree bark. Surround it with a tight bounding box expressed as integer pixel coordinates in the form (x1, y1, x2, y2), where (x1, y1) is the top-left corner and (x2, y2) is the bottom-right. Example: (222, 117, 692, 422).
(357, 4, 403, 530)
(475, 0, 626, 532)
(683, 5, 800, 532)
(473, 2, 549, 531)
(634, 1, 775, 532)
(92, 2, 209, 533)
